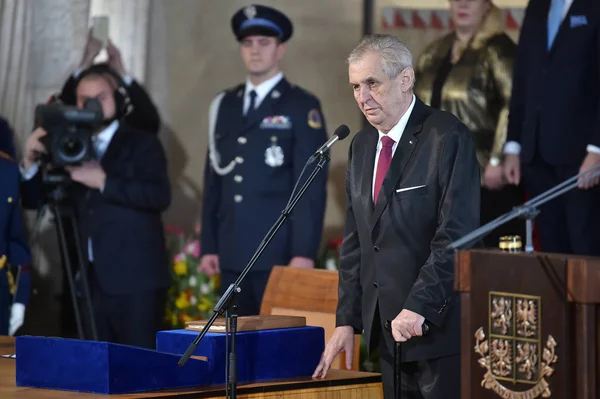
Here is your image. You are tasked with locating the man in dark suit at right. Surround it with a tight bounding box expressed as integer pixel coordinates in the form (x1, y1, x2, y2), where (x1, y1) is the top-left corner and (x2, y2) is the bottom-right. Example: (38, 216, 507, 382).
(504, 0, 600, 255)
(19, 68, 171, 349)
(313, 34, 480, 398)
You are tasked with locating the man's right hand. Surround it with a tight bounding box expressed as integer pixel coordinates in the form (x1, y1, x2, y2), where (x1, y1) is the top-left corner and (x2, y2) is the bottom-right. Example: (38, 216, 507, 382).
(503, 154, 521, 185)
(312, 326, 354, 379)
(198, 254, 220, 276)
(23, 127, 48, 170)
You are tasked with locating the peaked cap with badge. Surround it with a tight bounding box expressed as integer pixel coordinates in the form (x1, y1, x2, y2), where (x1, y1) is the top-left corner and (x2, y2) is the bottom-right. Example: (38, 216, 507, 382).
(200, 4, 329, 316)
(231, 4, 293, 43)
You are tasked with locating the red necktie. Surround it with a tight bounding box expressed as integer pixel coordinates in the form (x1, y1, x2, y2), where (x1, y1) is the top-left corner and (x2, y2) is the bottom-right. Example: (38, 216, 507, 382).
(374, 135, 395, 204)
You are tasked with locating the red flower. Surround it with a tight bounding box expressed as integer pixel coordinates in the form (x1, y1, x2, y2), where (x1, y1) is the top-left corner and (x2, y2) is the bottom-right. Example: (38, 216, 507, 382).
(328, 237, 343, 249)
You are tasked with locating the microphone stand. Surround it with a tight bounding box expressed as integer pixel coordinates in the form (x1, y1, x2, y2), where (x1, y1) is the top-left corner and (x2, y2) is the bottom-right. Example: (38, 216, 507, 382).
(448, 163, 600, 251)
(177, 153, 331, 399)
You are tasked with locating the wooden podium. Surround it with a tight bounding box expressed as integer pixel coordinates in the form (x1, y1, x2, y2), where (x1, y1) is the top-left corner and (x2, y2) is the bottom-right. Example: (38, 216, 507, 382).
(455, 249, 599, 399)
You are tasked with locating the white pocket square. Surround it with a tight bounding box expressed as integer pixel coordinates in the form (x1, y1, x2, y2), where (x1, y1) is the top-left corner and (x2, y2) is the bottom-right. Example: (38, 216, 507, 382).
(570, 15, 588, 28)
(396, 185, 426, 193)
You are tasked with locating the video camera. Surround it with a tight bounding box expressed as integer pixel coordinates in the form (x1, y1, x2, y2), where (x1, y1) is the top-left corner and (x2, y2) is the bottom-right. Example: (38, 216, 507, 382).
(35, 98, 104, 167)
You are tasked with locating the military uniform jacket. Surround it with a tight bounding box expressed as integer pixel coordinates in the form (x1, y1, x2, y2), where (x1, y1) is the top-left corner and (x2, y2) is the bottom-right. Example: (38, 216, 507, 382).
(0, 152, 31, 334)
(201, 77, 328, 272)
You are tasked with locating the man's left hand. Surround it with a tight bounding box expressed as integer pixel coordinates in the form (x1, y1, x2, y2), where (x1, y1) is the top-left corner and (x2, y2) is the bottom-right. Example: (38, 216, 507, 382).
(391, 309, 425, 342)
(578, 152, 600, 189)
(106, 40, 126, 77)
(65, 161, 106, 190)
(289, 257, 314, 269)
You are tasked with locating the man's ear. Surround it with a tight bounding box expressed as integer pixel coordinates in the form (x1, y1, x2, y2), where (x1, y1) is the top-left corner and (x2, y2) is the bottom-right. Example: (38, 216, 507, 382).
(276, 43, 286, 61)
(400, 67, 415, 92)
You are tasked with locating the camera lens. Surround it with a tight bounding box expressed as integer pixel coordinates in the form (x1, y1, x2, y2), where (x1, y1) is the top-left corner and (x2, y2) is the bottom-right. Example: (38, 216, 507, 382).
(57, 134, 88, 163)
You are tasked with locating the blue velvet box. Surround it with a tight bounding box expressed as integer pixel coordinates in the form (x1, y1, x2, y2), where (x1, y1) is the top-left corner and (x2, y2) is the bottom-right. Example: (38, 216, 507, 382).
(15, 336, 211, 394)
(156, 326, 325, 385)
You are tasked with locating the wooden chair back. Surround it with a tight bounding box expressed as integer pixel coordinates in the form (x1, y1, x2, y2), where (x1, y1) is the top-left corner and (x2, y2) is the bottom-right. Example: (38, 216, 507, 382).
(260, 266, 361, 371)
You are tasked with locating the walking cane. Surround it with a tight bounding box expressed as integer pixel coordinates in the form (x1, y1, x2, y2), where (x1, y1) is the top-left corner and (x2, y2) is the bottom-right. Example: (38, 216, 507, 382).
(385, 320, 430, 399)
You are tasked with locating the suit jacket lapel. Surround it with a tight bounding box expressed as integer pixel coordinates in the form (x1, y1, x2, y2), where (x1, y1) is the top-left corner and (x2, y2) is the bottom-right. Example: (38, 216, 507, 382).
(228, 86, 245, 136)
(547, 0, 581, 57)
(370, 98, 426, 229)
(359, 127, 378, 217)
(240, 78, 290, 134)
(100, 126, 126, 169)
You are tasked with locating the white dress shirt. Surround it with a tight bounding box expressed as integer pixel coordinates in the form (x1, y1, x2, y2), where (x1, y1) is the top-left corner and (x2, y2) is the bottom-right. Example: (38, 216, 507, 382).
(372, 94, 416, 199)
(504, 0, 600, 156)
(243, 71, 284, 115)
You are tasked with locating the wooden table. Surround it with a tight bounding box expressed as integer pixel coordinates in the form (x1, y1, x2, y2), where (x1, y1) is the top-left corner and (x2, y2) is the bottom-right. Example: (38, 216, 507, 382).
(0, 337, 382, 398)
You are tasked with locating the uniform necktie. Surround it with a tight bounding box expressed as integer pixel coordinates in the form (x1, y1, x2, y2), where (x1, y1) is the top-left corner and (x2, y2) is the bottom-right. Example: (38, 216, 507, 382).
(374, 135, 395, 204)
(547, 0, 564, 49)
(245, 90, 257, 121)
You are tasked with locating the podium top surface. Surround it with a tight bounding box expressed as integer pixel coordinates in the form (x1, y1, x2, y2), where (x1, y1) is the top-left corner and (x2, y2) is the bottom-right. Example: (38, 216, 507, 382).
(0, 337, 381, 398)
(455, 249, 600, 303)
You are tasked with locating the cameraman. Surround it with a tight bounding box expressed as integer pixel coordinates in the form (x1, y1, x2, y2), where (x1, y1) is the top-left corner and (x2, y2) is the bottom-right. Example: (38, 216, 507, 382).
(20, 69, 171, 349)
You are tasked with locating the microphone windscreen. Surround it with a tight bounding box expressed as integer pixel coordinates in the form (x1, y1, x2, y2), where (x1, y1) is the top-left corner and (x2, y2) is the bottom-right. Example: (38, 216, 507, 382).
(334, 124, 351, 141)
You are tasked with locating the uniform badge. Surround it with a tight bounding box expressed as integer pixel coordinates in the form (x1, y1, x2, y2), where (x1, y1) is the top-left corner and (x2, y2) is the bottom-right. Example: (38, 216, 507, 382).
(244, 5, 257, 19)
(265, 136, 284, 167)
(308, 108, 323, 129)
(260, 115, 292, 130)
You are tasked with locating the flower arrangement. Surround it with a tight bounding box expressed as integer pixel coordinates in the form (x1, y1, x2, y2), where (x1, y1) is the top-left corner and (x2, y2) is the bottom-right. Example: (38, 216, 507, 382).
(317, 237, 343, 270)
(164, 222, 220, 329)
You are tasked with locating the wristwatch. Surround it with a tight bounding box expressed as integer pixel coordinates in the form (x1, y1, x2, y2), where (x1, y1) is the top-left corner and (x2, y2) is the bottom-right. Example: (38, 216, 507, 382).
(489, 157, 501, 167)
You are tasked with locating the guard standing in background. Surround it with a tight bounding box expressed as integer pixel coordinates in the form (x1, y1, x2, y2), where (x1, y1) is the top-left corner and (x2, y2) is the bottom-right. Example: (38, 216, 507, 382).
(0, 149, 31, 336)
(199, 4, 329, 316)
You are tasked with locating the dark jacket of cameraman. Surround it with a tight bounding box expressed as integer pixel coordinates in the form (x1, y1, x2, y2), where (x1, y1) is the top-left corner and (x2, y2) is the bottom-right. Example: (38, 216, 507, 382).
(20, 121, 170, 347)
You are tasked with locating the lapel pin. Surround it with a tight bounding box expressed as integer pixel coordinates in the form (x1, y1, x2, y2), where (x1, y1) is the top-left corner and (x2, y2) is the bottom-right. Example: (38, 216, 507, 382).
(7, 197, 12, 203)
(271, 90, 281, 99)
(409, 140, 413, 145)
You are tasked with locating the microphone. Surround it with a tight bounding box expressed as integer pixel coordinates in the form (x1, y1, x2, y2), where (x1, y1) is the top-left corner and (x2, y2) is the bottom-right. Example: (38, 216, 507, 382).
(307, 124, 351, 164)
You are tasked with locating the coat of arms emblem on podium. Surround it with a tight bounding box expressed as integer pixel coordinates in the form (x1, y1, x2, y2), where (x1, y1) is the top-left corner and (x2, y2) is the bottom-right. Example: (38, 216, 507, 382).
(474, 292, 558, 398)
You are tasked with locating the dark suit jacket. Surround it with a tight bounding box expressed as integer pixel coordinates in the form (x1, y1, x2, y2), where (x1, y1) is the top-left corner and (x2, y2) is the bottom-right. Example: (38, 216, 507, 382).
(21, 124, 171, 295)
(336, 98, 480, 362)
(0, 118, 16, 159)
(201, 77, 328, 272)
(60, 75, 161, 136)
(507, 0, 600, 165)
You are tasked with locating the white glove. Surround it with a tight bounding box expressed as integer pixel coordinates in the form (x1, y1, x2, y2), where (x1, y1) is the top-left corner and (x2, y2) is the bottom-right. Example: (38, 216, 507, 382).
(9, 303, 25, 336)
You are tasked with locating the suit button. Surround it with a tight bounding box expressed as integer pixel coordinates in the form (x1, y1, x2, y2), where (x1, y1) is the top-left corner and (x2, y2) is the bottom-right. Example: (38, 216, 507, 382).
(234, 175, 243, 183)
(234, 195, 243, 203)
(373, 282, 378, 288)
(373, 246, 380, 252)
(237, 137, 247, 144)
(235, 156, 244, 164)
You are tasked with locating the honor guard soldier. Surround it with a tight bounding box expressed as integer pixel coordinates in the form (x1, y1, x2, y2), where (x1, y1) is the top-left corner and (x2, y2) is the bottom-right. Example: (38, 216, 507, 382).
(0, 150, 31, 336)
(199, 4, 329, 316)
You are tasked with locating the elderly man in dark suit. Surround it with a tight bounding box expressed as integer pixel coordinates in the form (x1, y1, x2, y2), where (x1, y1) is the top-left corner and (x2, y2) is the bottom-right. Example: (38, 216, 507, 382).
(313, 34, 480, 398)
(504, 0, 600, 256)
(20, 67, 170, 349)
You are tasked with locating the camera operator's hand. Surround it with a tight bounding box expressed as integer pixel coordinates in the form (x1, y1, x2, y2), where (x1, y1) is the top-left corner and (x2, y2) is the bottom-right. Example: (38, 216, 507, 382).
(80, 29, 103, 70)
(23, 127, 47, 170)
(65, 161, 106, 191)
(106, 40, 126, 77)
